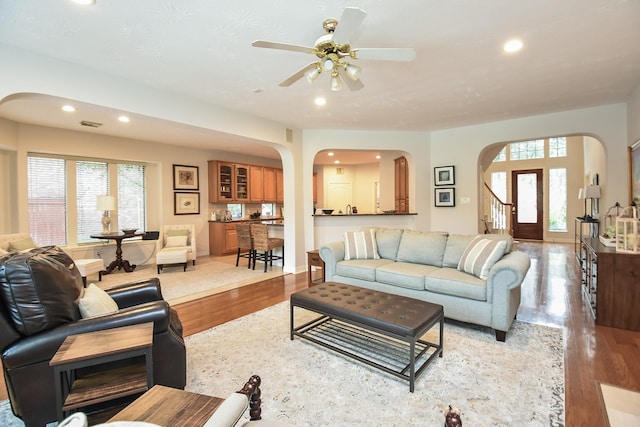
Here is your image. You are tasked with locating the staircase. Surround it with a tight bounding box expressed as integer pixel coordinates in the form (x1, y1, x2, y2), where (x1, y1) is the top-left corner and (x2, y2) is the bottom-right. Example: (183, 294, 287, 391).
(482, 182, 513, 235)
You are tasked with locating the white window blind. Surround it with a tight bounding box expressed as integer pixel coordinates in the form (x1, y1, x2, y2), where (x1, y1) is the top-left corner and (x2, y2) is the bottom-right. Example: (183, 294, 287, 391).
(117, 164, 145, 231)
(27, 157, 67, 246)
(77, 161, 108, 243)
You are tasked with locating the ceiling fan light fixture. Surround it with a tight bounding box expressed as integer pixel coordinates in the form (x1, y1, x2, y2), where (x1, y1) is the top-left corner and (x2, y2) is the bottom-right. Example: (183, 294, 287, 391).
(344, 63, 362, 80)
(305, 64, 322, 84)
(330, 72, 343, 92)
(321, 57, 334, 72)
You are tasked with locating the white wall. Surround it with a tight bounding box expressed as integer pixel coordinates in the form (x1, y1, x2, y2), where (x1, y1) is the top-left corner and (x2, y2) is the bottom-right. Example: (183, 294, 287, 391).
(430, 104, 627, 234)
(628, 84, 640, 145)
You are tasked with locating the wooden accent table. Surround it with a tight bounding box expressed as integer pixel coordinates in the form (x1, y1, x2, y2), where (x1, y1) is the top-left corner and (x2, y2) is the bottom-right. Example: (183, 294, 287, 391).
(50, 323, 154, 422)
(109, 385, 224, 426)
(306, 249, 325, 285)
(90, 232, 145, 273)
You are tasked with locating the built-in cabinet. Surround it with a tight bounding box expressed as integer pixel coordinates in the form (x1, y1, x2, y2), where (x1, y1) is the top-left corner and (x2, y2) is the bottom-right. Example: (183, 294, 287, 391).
(581, 237, 640, 331)
(209, 161, 282, 203)
(394, 156, 409, 213)
(209, 222, 238, 256)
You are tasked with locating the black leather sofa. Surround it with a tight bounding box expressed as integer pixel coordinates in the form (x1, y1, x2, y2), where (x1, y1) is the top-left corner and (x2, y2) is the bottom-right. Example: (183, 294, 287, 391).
(0, 246, 186, 427)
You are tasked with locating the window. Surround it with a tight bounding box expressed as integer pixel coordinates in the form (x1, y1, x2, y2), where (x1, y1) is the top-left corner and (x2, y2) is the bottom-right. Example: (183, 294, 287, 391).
(549, 168, 567, 231)
(227, 203, 244, 219)
(491, 172, 507, 203)
(28, 157, 67, 246)
(549, 137, 567, 158)
(510, 140, 544, 160)
(493, 147, 506, 162)
(28, 154, 146, 245)
(261, 203, 275, 217)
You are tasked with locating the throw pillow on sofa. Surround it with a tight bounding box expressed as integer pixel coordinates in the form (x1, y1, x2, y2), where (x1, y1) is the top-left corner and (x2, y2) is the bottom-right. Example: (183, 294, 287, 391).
(458, 236, 507, 280)
(344, 230, 380, 260)
(78, 283, 119, 318)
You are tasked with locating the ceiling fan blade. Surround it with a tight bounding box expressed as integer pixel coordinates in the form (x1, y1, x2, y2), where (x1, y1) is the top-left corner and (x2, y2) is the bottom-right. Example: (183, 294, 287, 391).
(332, 7, 367, 45)
(353, 48, 416, 62)
(278, 63, 318, 87)
(252, 40, 316, 54)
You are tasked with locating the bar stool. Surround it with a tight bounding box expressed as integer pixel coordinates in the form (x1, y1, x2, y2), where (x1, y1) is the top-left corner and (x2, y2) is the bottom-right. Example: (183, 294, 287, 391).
(235, 223, 254, 268)
(249, 223, 284, 272)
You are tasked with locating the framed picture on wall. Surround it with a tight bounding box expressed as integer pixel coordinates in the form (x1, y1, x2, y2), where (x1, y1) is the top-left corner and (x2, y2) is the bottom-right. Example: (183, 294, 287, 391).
(173, 164, 199, 191)
(174, 192, 200, 215)
(434, 165, 455, 186)
(435, 187, 455, 207)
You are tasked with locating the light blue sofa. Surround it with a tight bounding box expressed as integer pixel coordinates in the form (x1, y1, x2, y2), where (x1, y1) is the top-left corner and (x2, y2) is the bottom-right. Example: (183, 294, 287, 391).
(319, 228, 531, 341)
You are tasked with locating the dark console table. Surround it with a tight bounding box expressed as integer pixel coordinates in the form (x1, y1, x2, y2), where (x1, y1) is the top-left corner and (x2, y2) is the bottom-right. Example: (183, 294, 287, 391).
(90, 232, 144, 274)
(581, 237, 640, 331)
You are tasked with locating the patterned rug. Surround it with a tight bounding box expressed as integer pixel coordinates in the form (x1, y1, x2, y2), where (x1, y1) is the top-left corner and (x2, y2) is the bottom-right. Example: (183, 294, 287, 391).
(0, 302, 564, 427)
(186, 302, 565, 426)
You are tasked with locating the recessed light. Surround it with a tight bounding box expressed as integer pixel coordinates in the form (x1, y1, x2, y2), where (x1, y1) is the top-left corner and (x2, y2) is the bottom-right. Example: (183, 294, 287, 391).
(71, 0, 96, 5)
(334, 160, 340, 164)
(62, 105, 76, 112)
(314, 97, 326, 106)
(118, 115, 130, 123)
(328, 152, 334, 157)
(503, 39, 523, 53)
(375, 155, 381, 160)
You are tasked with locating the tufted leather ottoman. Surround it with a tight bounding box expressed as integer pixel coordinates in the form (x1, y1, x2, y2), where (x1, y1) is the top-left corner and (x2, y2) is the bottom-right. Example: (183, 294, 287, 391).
(290, 282, 443, 392)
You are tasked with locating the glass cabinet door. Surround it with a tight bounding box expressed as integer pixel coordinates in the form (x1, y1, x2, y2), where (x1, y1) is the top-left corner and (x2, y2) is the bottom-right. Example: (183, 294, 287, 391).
(235, 165, 248, 201)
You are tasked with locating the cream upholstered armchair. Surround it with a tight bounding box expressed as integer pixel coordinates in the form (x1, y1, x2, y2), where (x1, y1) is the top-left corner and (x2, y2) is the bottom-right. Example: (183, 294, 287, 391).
(156, 224, 196, 273)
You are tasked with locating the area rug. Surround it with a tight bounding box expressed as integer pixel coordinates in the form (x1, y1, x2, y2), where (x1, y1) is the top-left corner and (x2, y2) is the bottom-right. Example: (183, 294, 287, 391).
(186, 302, 565, 426)
(93, 255, 284, 304)
(0, 302, 564, 427)
(600, 383, 640, 426)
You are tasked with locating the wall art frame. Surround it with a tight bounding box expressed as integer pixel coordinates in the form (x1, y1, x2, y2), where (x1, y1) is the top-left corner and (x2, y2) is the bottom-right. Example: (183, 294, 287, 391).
(435, 187, 455, 207)
(173, 164, 199, 191)
(434, 165, 455, 186)
(174, 192, 200, 215)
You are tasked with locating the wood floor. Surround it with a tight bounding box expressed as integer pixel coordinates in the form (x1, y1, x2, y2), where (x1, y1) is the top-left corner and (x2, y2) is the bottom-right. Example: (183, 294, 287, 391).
(2, 241, 639, 426)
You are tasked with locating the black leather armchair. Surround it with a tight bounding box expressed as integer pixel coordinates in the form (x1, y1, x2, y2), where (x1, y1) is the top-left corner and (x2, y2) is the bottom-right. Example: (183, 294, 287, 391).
(0, 247, 186, 427)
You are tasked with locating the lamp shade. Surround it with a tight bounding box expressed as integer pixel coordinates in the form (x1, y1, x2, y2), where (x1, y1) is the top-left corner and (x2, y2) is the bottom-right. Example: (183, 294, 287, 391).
(578, 188, 585, 200)
(96, 195, 116, 211)
(585, 185, 601, 199)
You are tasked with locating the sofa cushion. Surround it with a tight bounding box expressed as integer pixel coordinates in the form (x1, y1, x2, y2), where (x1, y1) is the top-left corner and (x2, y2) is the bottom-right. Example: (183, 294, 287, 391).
(8, 237, 36, 252)
(376, 262, 438, 291)
(78, 283, 119, 318)
(0, 246, 83, 336)
(344, 230, 380, 260)
(396, 230, 448, 266)
(336, 259, 394, 281)
(424, 268, 487, 301)
(442, 235, 477, 268)
(373, 228, 404, 260)
(458, 236, 508, 280)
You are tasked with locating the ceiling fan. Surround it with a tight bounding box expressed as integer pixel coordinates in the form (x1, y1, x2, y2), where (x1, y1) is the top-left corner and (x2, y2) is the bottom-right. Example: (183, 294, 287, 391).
(252, 7, 416, 92)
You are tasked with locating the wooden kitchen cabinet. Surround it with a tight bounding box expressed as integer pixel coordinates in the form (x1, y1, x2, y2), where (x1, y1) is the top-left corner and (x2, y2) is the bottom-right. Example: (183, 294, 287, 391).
(394, 156, 409, 213)
(276, 168, 284, 203)
(249, 166, 264, 202)
(263, 167, 277, 202)
(234, 165, 249, 201)
(208, 161, 234, 203)
(209, 222, 238, 256)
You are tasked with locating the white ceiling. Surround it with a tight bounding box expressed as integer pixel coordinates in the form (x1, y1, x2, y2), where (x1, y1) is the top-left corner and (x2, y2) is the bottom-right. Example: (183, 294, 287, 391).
(1, 0, 639, 161)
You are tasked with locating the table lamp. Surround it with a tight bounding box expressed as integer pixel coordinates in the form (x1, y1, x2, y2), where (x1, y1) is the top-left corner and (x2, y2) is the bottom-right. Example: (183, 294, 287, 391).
(96, 195, 116, 234)
(578, 188, 586, 219)
(585, 185, 601, 218)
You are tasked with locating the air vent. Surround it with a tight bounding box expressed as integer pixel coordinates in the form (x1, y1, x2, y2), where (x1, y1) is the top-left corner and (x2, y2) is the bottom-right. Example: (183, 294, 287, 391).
(80, 120, 103, 128)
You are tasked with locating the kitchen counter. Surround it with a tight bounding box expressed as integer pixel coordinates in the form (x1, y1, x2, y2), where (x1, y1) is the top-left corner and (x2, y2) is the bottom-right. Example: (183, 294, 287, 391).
(313, 212, 417, 217)
(208, 218, 283, 256)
